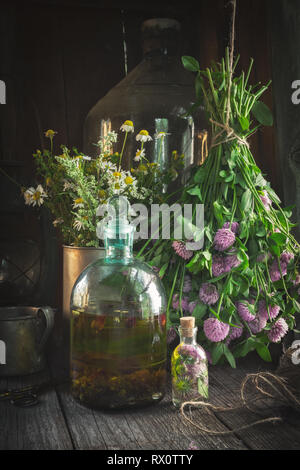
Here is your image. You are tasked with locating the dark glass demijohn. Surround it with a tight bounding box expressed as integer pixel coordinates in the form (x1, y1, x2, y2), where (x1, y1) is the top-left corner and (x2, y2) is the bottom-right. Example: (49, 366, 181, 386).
(70, 195, 167, 409)
(83, 18, 206, 172)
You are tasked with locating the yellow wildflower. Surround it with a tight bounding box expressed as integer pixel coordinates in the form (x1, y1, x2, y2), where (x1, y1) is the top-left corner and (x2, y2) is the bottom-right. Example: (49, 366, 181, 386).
(113, 171, 122, 179)
(44, 129, 57, 139)
(73, 197, 84, 208)
(125, 176, 133, 185)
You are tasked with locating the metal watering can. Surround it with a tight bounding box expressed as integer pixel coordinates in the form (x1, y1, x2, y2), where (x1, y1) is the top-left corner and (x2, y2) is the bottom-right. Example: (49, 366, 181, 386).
(0, 306, 55, 376)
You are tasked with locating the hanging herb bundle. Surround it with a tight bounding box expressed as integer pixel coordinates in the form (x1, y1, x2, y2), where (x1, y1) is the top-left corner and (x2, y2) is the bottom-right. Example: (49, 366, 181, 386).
(139, 49, 300, 367)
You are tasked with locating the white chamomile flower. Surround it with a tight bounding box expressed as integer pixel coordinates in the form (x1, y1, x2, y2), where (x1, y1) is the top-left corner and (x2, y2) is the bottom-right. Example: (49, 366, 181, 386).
(154, 131, 170, 139)
(136, 130, 153, 142)
(73, 197, 84, 209)
(134, 148, 145, 162)
(53, 218, 64, 227)
(74, 219, 84, 231)
(30, 185, 47, 207)
(120, 120, 134, 133)
(24, 187, 35, 205)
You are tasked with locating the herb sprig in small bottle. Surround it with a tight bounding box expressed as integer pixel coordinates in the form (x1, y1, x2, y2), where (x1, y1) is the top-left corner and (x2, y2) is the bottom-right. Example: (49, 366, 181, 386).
(171, 316, 208, 408)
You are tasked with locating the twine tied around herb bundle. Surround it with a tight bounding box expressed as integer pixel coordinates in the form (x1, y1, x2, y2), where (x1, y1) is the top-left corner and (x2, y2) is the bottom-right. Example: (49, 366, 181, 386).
(209, 118, 250, 150)
(180, 344, 300, 436)
(209, 0, 250, 151)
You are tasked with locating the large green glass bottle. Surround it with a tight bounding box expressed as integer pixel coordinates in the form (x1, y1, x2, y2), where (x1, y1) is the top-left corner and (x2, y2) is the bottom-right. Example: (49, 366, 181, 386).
(70, 195, 167, 409)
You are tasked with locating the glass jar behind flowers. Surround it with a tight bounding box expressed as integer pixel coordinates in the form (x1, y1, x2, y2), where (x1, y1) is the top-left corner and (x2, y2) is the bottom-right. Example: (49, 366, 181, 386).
(171, 316, 208, 408)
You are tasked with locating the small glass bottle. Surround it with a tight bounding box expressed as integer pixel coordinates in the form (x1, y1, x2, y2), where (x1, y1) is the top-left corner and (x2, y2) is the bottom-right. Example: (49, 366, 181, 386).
(70, 195, 167, 410)
(171, 316, 208, 408)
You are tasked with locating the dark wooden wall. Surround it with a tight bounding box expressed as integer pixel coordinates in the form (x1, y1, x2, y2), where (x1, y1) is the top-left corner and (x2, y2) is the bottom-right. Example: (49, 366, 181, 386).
(0, 0, 283, 307)
(269, 0, 300, 240)
(0, 0, 279, 189)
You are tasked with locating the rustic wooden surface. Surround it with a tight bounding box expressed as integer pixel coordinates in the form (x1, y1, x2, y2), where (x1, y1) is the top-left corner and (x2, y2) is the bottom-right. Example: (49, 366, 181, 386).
(1, 355, 299, 450)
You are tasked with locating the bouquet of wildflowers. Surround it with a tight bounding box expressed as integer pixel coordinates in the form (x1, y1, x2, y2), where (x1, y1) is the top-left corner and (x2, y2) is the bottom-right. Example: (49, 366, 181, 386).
(140, 51, 300, 367)
(23, 123, 183, 247)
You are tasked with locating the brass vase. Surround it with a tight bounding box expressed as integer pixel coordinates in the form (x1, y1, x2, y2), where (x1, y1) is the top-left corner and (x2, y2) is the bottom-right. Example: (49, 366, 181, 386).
(55, 246, 105, 378)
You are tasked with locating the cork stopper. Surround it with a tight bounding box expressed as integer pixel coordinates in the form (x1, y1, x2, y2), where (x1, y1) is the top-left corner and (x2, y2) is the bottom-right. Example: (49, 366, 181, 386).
(180, 316, 195, 337)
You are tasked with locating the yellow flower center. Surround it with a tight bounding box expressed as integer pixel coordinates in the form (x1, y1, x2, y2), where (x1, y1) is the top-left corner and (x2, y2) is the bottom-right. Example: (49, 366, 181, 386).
(46, 177, 51, 186)
(33, 191, 41, 201)
(113, 172, 122, 178)
(125, 176, 133, 185)
(75, 197, 83, 204)
(123, 120, 133, 127)
(45, 129, 56, 138)
(98, 190, 106, 199)
(139, 130, 149, 136)
(115, 183, 120, 190)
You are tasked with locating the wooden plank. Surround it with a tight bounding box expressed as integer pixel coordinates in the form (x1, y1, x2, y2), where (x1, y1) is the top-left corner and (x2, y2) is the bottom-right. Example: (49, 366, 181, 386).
(206, 355, 300, 450)
(0, 368, 73, 450)
(55, 377, 247, 450)
(5, 356, 298, 450)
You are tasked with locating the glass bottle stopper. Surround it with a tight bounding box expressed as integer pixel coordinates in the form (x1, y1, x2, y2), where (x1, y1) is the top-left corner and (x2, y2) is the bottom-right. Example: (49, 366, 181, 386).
(104, 194, 134, 238)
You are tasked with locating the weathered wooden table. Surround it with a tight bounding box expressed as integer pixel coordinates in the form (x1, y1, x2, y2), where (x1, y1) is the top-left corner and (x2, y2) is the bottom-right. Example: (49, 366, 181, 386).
(1, 354, 300, 450)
